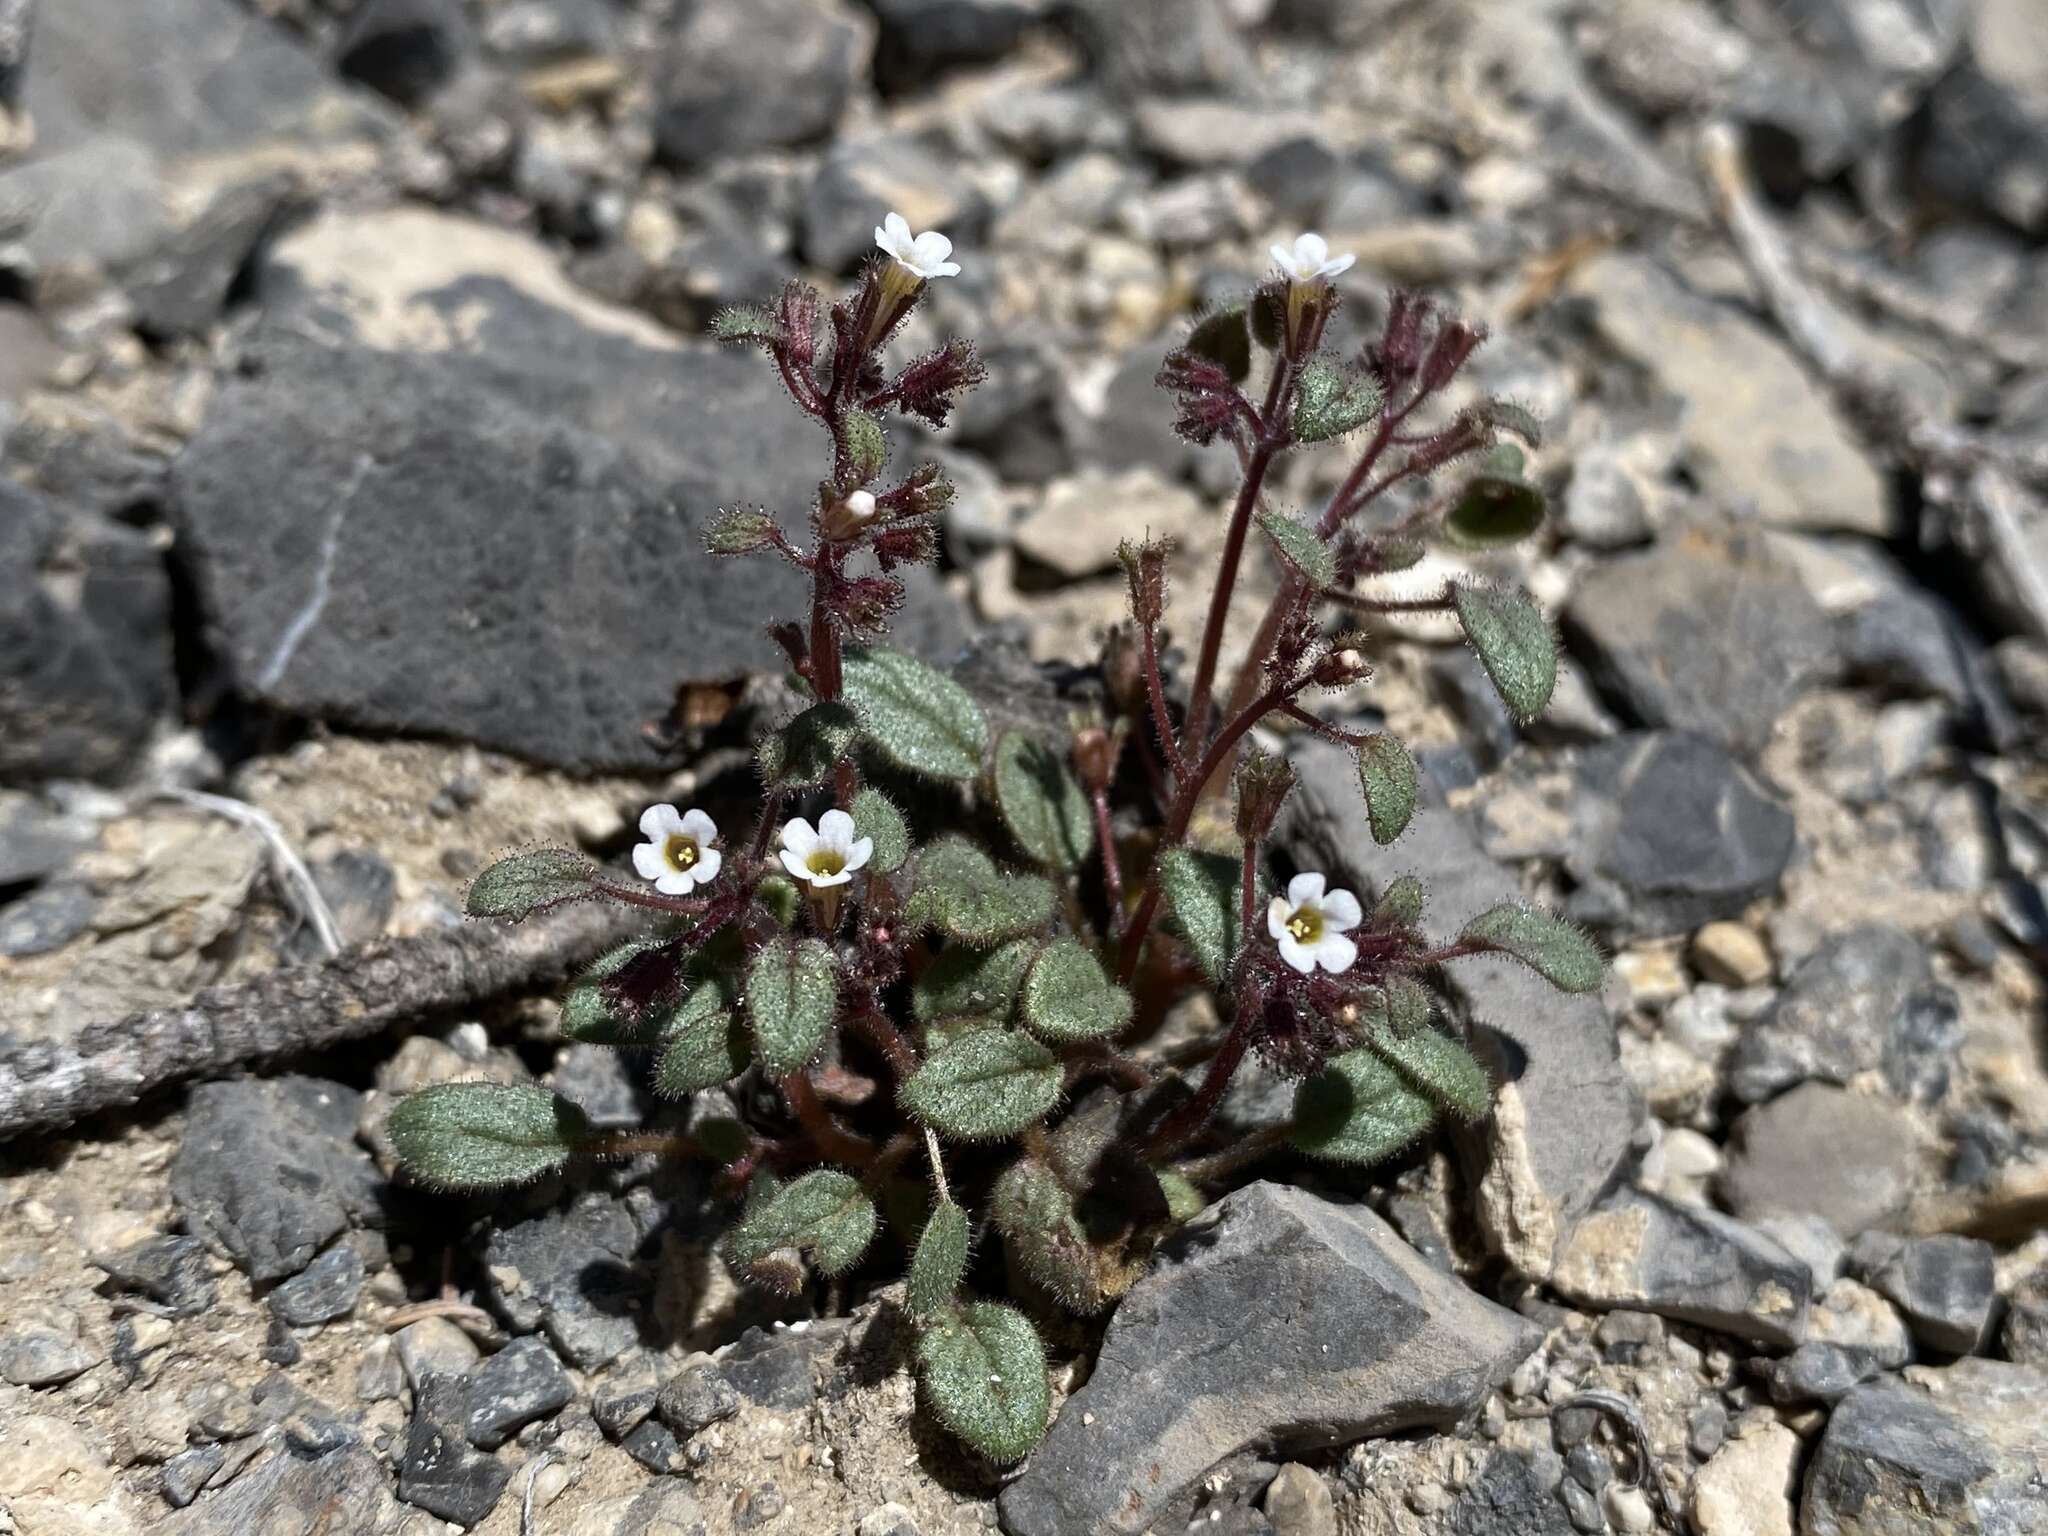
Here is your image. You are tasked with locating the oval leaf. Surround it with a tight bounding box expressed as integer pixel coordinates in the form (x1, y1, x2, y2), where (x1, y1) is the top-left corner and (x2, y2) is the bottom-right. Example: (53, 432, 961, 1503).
(725, 1169, 877, 1280)
(1364, 983, 1491, 1121)
(994, 733, 1093, 870)
(653, 1000, 750, 1099)
(560, 937, 671, 1044)
(1185, 307, 1252, 382)
(1450, 580, 1556, 723)
(467, 849, 597, 921)
(991, 1159, 1112, 1314)
(1357, 733, 1418, 845)
(903, 1031, 1061, 1141)
(850, 787, 911, 874)
(908, 1200, 971, 1322)
(1372, 875, 1424, 929)
(916, 1301, 1050, 1463)
(747, 936, 839, 1075)
(1256, 506, 1336, 588)
(1021, 939, 1133, 1044)
(1158, 847, 1243, 984)
(1289, 1048, 1438, 1166)
(1460, 903, 1604, 993)
(1292, 358, 1383, 443)
(843, 646, 989, 781)
(1443, 460, 1545, 549)
(905, 838, 1056, 945)
(913, 938, 1036, 1027)
(758, 701, 860, 785)
(389, 1083, 589, 1190)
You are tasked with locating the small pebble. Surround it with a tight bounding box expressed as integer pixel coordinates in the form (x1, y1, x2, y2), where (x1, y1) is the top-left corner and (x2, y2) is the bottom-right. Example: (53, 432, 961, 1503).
(1690, 922, 1773, 987)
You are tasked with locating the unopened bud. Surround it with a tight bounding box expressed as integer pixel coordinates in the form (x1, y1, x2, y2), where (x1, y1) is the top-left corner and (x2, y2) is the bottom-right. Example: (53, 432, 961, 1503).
(1234, 748, 1297, 843)
(1312, 647, 1370, 687)
(821, 489, 879, 542)
(1073, 727, 1116, 795)
(1100, 624, 1145, 715)
(1118, 538, 1169, 628)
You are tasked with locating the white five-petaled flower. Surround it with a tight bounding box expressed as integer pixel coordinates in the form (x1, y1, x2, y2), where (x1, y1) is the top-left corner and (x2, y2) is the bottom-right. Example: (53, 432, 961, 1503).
(1270, 232, 1355, 284)
(875, 211, 962, 281)
(632, 804, 723, 895)
(1267, 871, 1363, 975)
(779, 810, 874, 889)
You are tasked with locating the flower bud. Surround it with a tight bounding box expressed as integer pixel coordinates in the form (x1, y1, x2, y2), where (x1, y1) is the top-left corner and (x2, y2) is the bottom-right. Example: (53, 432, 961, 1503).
(1234, 747, 1297, 844)
(1311, 647, 1370, 687)
(821, 489, 880, 542)
(1118, 538, 1169, 628)
(1100, 624, 1145, 715)
(1073, 726, 1116, 795)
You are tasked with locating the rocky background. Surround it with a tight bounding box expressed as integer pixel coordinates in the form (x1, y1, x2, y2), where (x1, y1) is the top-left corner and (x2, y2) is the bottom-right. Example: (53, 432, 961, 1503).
(4, 0, 2048, 1532)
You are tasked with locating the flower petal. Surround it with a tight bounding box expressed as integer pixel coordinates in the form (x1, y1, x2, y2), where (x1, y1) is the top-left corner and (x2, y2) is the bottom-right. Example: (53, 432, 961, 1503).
(639, 802, 684, 839)
(1275, 931, 1317, 974)
(1319, 888, 1363, 932)
(883, 211, 912, 248)
(655, 871, 694, 897)
(779, 848, 813, 883)
(817, 808, 857, 847)
(1315, 933, 1358, 975)
(680, 808, 718, 845)
(691, 847, 723, 887)
(631, 843, 667, 881)
(1270, 241, 1299, 277)
(1266, 896, 1293, 941)
(780, 817, 819, 858)
(842, 836, 873, 873)
(1286, 870, 1327, 907)
(1322, 252, 1355, 278)
(1296, 233, 1328, 269)
(930, 258, 962, 278)
(809, 867, 853, 889)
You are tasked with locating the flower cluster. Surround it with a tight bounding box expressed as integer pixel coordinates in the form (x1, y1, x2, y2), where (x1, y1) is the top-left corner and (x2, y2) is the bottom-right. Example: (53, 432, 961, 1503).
(390, 210, 1602, 1470)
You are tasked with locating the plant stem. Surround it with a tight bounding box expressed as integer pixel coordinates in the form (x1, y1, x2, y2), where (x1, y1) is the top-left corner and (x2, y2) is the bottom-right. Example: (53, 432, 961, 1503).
(1238, 838, 1258, 947)
(1174, 1122, 1290, 1184)
(809, 550, 842, 701)
(1139, 619, 1184, 778)
(778, 1070, 874, 1165)
(851, 1007, 917, 1078)
(1143, 1009, 1254, 1156)
(1090, 784, 1124, 940)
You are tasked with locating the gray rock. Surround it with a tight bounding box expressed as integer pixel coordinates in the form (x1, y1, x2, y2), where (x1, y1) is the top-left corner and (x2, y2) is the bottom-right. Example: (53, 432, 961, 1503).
(249, 1370, 357, 1457)
(1762, 1341, 1893, 1404)
(159, 1443, 226, 1509)
(0, 879, 95, 957)
(0, 483, 176, 785)
(997, 1183, 1541, 1536)
(1550, 1189, 1811, 1349)
(122, 174, 295, 341)
(1062, 0, 1254, 94)
(174, 208, 963, 775)
(620, 1416, 686, 1474)
(592, 1378, 659, 1441)
(1719, 1083, 1923, 1238)
(652, 0, 872, 166)
(2004, 1266, 2048, 1366)
(655, 1363, 741, 1439)
(1847, 1233, 1999, 1356)
(170, 1076, 384, 1283)
(713, 1320, 849, 1409)
(334, 0, 471, 107)
(1566, 255, 1889, 535)
(400, 1374, 511, 1526)
(479, 0, 617, 64)
(1566, 525, 1832, 757)
(268, 1241, 367, 1327)
(550, 1043, 649, 1131)
(0, 791, 94, 886)
(1919, 32, 2048, 234)
(464, 1335, 572, 1450)
(1730, 926, 1959, 1105)
(1449, 1450, 1578, 1536)
(1562, 733, 1798, 939)
(0, 1316, 96, 1387)
(160, 1445, 410, 1535)
(800, 135, 981, 274)
(868, 0, 1049, 85)
(393, 1316, 482, 1394)
(91, 1233, 215, 1317)
(1285, 739, 1640, 1276)
(1754, 1214, 1847, 1292)
(480, 1190, 655, 1371)
(1801, 1359, 2048, 1535)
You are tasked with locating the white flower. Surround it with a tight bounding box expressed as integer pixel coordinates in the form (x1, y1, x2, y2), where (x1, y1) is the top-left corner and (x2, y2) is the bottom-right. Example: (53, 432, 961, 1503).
(875, 211, 962, 281)
(1266, 871, 1362, 975)
(1270, 232, 1355, 284)
(844, 489, 877, 522)
(632, 804, 723, 895)
(779, 810, 874, 889)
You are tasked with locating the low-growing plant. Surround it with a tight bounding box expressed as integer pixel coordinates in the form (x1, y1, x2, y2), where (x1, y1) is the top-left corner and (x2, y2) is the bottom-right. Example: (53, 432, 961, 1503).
(389, 214, 1602, 1463)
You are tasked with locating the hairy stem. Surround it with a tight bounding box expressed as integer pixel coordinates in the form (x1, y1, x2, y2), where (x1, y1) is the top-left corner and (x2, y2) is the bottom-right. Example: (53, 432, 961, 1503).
(1091, 783, 1124, 940)
(778, 1070, 874, 1165)
(1140, 620, 1184, 778)
(1143, 1009, 1254, 1156)
(1173, 1122, 1290, 1184)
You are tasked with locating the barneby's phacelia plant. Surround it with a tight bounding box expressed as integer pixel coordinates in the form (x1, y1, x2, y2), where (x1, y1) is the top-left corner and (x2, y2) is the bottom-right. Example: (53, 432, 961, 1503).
(388, 213, 1603, 1463)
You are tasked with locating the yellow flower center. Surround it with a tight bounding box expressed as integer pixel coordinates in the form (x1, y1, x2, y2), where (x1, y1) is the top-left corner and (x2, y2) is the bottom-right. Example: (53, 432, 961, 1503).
(1286, 906, 1323, 945)
(805, 848, 847, 879)
(663, 835, 701, 873)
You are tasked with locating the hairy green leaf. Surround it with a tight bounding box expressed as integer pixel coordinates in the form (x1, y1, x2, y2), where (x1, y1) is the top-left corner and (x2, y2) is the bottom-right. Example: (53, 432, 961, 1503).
(710, 304, 775, 345)
(993, 733, 1093, 870)
(1021, 939, 1133, 1044)
(1451, 580, 1556, 724)
(559, 937, 671, 1044)
(1357, 733, 1418, 845)
(1255, 506, 1336, 588)
(1460, 903, 1604, 993)
(845, 408, 886, 483)
(915, 1301, 1050, 1463)
(843, 646, 989, 781)
(1290, 1048, 1438, 1166)
(1366, 1012, 1491, 1121)
(905, 838, 1056, 945)
(903, 1031, 1062, 1141)
(704, 506, 780, 556)
(1372, 875, 1424, 929)
(1478, 398, 1544, 447)
(466, 849, 598, 921)
(746, 936, 838, 1075)
(1158, 847, 1243, 984)
(913, 938, 1036, 1027)
(1443, 446, 1545, 550)
(725, 1170, 877, 1281)
(1292, 358, 1383, 443)
(757, 701, 860, 785)
(991, 1159, 1114, 1313)
(653, 996, 750, 1098)
(1185, 307, 1251, 382)
(389, 1083, 589, 1190)
(1155, 1168, 1207, 1223)
(850, 788, 910, 873)
(907, 1200, 971, 1322)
